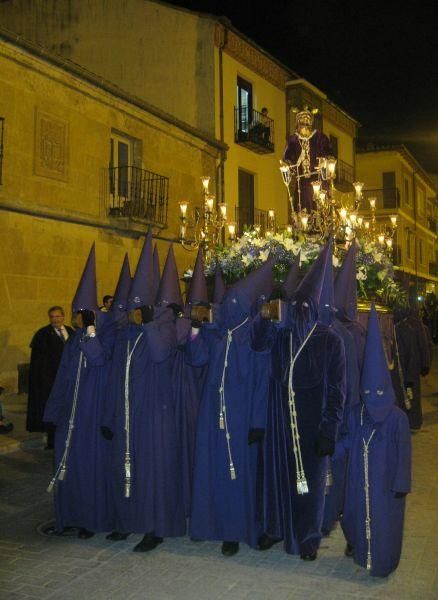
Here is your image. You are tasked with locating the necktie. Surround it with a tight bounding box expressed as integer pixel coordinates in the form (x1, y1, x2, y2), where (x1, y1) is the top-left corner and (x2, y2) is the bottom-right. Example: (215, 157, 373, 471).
(56, 328, 66, 343)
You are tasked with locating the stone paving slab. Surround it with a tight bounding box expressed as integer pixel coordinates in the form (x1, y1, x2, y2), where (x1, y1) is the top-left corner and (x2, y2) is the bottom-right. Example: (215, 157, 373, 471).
(0, 359, 437, 599)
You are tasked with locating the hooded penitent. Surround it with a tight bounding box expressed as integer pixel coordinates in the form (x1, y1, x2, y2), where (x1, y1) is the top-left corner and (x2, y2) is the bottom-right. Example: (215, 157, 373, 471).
(112, 254, 132, 313)
(186, 247, 208, 306)
(72, 243, 99, 313)
(152, 244, 161, 303)
(127, 229, 154, 311)
(341, 303, 411, 577)
(44, 243, 115, 534)
(156, 244, 183, 308)
(282, 251, 301, 300)
(213, 263, 226, 305)
(188, 256, 275, 549)
(262, 238, 346, 558)
(334, 241, 358, 322)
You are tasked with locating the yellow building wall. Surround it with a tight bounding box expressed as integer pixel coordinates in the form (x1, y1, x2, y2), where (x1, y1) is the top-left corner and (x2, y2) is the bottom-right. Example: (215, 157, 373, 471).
(322, 121, 354, 167)
(356, 152, 437, 286)
(0, 39, 219, 389)
(217, 50, 289, 227)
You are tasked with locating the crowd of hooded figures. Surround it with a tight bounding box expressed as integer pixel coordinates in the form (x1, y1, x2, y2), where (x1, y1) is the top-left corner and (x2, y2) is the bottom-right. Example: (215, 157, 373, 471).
(42, 228, 431, 578)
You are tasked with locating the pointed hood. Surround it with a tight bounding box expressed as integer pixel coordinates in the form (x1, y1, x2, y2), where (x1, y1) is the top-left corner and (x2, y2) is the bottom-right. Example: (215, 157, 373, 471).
(224, 256, 275, 318)
(282, 251, 301, 300)
(334, 240, 358, 321)
(293, 239, 331, 309)
(186, 247, 208, 305)
(127, 228, 154, 310)
(152, 244, 160, 302)
(213, 263, 226, 304)
(318, 237, 335, 325)
(112, 253, 132, 312)
(72, 243, 98, 312)
(156, 244, 183, 307)
(360, 304, 395, 422)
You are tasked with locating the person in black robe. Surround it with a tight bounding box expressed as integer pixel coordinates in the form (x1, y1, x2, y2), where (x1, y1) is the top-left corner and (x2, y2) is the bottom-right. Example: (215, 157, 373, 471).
(27, 305, 74, 449)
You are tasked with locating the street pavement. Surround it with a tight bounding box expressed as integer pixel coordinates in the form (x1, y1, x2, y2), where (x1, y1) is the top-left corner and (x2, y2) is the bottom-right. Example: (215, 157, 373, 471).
(0, 357, 437, 600)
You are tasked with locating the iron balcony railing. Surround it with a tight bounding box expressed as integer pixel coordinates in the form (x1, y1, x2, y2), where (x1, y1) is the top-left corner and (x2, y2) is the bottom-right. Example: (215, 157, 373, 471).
(336, 159, 355, 187)
(235, 206, 271, 236)
(234, 107, 275, 154)
(362, 188, 400, 210)
(0, 117, 4, 185)
(105, 166, 168, 225)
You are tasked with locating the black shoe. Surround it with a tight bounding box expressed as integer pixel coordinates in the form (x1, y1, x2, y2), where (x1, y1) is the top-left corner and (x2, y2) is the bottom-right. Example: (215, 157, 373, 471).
(257, 533, 282, 551)
(133, 534, 163, 552)
(300, 551, 317, 561)
(78, 528, 94, 539)
(221, 541, 239, 556)
(345, 543, 354, 557)
(42, 525, 62, 536)
(106, 531, 130, 541)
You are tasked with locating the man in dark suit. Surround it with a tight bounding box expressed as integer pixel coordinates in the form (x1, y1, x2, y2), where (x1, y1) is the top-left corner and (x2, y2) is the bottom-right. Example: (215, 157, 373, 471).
(26, 306, 74, 449)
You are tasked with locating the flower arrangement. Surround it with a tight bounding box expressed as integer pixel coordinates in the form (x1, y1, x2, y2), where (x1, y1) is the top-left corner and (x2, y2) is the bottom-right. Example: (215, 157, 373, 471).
(183, 231, 408, 307)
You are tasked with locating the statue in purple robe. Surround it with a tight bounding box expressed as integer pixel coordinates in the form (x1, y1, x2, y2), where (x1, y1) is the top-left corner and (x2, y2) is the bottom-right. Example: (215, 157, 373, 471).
(188, 259, 274, 557)
(43, 244, 115, 538)
(259, 242, 346, 560)
(341, 304, 411, 577)
(282, 107, 332, 213)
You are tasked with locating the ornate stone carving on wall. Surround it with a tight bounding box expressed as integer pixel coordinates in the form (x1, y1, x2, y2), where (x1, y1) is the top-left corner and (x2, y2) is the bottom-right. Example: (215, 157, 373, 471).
(34, 109, 69, 181)
(215, 24, 289, 90)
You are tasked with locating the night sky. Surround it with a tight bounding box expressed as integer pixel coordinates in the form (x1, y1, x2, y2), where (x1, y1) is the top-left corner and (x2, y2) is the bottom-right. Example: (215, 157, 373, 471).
(170, 0, 438, 177)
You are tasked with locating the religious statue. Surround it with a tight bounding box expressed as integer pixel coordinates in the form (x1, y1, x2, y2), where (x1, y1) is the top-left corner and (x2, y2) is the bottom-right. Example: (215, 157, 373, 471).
(282, 106, 333, 214)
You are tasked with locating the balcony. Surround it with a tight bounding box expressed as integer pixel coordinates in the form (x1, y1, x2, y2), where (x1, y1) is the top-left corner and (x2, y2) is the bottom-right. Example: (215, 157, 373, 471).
(427, 217, 437, 233)
(104, 166, 168, 226)
(235, 206, 270, 236)
(335, 159, 354, 192)
(430, 262, 438, 277)
(362, 188, 400, 210)
(234, 107, 275, 154)
(0, 117, 4, 185)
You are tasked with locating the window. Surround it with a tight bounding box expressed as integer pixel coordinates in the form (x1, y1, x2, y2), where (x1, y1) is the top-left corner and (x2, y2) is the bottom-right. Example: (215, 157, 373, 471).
(419, 239, 423, 264)
(236, 77, 253, 133)
(382, 172, 397, 208)
(329, 135, 338, 158)
(110, 133, 133, 199)
(237, 169, 255, 235)
(405, 228, 411, 260)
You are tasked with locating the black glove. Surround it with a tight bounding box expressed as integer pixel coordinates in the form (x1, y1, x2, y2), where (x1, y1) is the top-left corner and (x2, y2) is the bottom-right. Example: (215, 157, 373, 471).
(100, 426, 114, 441)
(314, 433, 335, 457)
(80, 309, 96, 328)
(43, 422, 56, 434)
(248, 428, 265, 445)
(167, 303, 184, 318)
(140, 305, 154, 324)
(395, 492, 407, 499)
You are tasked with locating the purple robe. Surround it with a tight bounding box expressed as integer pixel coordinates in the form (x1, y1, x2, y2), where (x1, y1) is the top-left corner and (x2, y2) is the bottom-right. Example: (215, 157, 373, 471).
(187, 312, 270, 548)
(103, 312, 186, 537)
(263, 324, 346, 555)
(322, 320, 360, 535)
(282, 130, 332, 213)
(341, 404, 411, 577)
(43, 325, 115, 532)
(173, 316, 206, 517)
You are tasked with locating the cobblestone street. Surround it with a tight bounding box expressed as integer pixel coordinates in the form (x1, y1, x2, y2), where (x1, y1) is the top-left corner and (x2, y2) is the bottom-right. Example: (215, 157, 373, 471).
(0, 357, 437, 600)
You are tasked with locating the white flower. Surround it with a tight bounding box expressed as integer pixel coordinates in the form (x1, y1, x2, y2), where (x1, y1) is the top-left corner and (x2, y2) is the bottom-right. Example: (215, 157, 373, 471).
(332, 255, 340, 267)
(259, 249, 270, 262)
(184, 268, 193, 278)
(242, 253, 254, 267)
(356, 266, 367, 281)
(283, 238, 297, 252)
